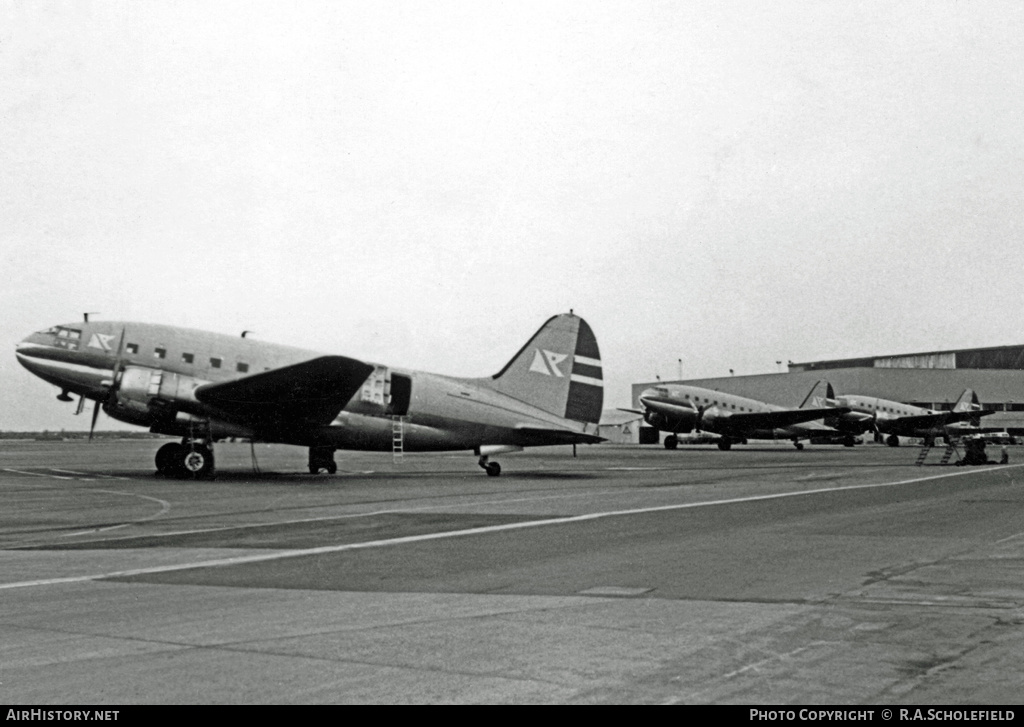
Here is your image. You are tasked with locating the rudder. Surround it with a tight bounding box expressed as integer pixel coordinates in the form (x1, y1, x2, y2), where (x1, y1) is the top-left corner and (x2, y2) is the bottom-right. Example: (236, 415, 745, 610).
(488, 313, 603, 423)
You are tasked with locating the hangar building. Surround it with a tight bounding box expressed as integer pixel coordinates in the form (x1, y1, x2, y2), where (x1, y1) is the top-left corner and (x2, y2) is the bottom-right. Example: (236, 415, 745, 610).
(631, 343, 1024, 442)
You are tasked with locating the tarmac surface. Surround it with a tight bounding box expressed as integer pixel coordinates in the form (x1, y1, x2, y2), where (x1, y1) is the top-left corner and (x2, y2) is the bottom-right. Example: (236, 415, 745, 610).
(1, 439, 1023, 704)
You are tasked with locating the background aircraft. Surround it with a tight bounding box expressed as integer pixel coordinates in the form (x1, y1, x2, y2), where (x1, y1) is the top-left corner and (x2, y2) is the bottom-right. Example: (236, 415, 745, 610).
(631, 380, 848, 450)
(819, 384, 996, 447)
(15, 313, 604, 477)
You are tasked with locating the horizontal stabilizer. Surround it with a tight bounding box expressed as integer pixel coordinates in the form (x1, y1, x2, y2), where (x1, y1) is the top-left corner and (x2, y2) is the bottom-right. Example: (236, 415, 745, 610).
(195, 355, 375, 429)
(514, 426, 605, 446)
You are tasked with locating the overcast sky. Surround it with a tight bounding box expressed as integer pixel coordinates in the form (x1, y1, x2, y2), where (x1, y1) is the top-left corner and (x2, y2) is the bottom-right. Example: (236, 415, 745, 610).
(3, 1, 1023, 431)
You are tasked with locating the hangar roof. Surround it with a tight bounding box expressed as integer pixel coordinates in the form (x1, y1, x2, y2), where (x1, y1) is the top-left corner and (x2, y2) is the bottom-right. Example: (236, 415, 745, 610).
(791, 344, 1024, 372)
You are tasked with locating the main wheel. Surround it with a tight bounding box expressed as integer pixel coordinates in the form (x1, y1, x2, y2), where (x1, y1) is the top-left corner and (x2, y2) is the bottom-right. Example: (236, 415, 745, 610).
(664, 435, 678, 450)
(155, 442, 184, 477)
(181, 444, 214, 479)
(485, 462, 501, 477)
(717, 439, 732, 451)
(794, 441, 804, 450)
(886, 434, 900, 447)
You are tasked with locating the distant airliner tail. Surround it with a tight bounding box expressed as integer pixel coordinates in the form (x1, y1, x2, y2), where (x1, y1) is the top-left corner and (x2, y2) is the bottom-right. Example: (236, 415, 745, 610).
(952, 389, 981, 413)
(799, 380, 835, 409)
(487, 313, 603, 424)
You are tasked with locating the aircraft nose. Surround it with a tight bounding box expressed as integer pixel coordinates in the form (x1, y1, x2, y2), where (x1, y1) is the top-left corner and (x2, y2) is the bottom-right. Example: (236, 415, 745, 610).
(15, 331, 53, 359)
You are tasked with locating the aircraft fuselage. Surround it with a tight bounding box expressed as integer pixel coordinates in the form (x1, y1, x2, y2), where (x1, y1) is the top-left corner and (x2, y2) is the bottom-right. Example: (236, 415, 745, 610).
(16, 320, 597, 455)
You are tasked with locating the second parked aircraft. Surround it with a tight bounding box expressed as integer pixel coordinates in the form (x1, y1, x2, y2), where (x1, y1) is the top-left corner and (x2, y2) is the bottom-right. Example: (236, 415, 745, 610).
(633, 380, 849, 450)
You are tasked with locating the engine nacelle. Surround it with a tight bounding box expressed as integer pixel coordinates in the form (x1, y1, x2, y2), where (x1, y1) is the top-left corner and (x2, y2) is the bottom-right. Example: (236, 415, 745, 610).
(150, 411, 254, 440)
(697, 405, 730, 432)
(644, 408, 695, 433)
(117, 366, 205, 407)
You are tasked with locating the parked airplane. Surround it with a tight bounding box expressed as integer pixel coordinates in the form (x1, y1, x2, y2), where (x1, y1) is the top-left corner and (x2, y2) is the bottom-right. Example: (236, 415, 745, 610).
(815, 384, 996, 447)
(631, 380, 848, 450)
(15, 313, 604, 477)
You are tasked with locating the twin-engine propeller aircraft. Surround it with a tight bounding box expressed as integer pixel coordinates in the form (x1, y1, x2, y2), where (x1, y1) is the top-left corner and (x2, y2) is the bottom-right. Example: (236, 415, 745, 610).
(15, 313, 604, 478)
(630, 380, 848, 450)
(815, 384, 996, 447)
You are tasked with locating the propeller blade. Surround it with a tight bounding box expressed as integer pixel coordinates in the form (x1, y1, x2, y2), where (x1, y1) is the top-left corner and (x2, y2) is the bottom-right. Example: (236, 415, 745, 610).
(89, 399, 101, 441)
(89, 328, 127, 443)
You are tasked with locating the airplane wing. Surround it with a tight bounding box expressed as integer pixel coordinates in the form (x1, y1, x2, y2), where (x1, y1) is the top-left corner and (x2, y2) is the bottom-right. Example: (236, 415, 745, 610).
(888, 408, 998, 433)
(719, 406, 848, 432)
(194, 355, 375, 429)
(515, 426, 606, 446)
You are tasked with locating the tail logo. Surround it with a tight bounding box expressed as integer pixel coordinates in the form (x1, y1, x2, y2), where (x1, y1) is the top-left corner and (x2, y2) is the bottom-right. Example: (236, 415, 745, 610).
(529, 349, 568, 377)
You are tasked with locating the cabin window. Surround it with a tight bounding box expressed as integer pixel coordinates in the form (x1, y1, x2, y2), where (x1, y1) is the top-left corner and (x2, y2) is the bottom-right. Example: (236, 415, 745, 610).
(210, 357, 222, 369)
(154, 347, 166, 359)
(236, 362, 249, 373)
(126, 343, 139, 354)
(181, 353, 194, 364)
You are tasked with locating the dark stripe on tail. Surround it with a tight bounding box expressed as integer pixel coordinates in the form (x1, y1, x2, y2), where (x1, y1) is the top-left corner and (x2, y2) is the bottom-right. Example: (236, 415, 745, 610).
(565, 317, 602, 423)
(572, 362, 602, 380)
(565, 381, 603, 423)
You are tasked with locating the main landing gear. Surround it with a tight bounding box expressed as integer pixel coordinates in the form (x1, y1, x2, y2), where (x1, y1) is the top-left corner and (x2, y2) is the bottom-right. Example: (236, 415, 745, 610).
(478, 455, 501, 477)
(155, 440, 215, 479)
(793, 440, 804, 450)
(308, 446, 338, 474)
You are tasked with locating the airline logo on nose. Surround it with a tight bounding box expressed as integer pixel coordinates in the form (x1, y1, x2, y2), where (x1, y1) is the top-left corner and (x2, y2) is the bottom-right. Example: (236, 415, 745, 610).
(88, 333, 116, 351)
(530, 349, 567, 377)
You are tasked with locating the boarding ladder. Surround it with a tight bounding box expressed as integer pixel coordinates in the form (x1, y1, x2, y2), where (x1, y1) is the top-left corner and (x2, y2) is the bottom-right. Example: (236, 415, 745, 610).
(391, 416, 407, 465)
(915, 437, 959, 466)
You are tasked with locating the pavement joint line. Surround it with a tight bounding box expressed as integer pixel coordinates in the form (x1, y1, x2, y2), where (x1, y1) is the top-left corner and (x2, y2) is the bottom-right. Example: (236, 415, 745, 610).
(60, 489, 173, 537)
(32, 487, 630, 546)
(1, 463, 1017, 591)
(2, 468, 75, 480)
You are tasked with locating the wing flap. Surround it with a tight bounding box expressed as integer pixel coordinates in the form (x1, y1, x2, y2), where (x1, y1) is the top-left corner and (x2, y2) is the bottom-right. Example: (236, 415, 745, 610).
(194, 355, 375, 428)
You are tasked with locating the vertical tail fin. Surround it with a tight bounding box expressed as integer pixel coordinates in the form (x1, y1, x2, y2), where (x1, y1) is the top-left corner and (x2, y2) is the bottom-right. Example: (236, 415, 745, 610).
(799, 380, 835, 409)
(952, 389, 981, 413)
(487, 313, 603, 424)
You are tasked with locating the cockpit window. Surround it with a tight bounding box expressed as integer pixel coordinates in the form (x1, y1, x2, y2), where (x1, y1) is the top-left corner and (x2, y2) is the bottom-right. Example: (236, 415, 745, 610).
(52, 326, 82, 350)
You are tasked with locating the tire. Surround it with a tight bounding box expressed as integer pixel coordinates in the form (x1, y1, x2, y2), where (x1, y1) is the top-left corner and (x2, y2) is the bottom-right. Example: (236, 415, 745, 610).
(717, 439, 732, 451)
(155, 442, 184, 477)
(181, 444, 214, 479)
(485, 462, 501, 477)
(664, 435, 678, 450)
